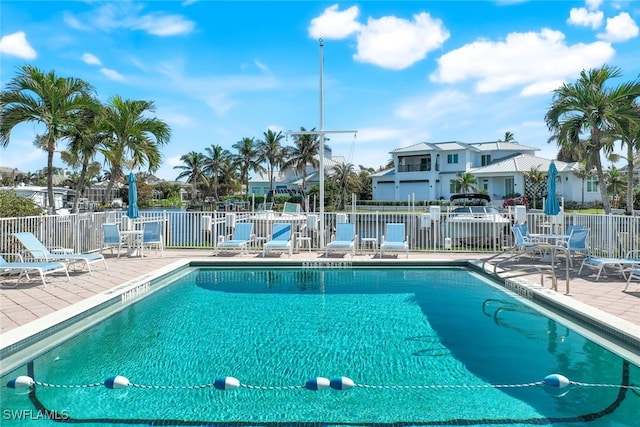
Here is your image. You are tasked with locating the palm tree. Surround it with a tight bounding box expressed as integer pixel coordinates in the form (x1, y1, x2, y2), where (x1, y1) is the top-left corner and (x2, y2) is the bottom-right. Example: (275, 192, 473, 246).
(455, 172, 477, 193)
(523, 166, 546, 209)
(571, 163, 592, 207)
(232, 137, 263, 194)
(203, 144, 232, 200)
(618, 101, 640, 214)
(502, 131, 515, 142)
(59, 105, 107, 212)
(545, 65, 640, 214)
(332, 162, 356, 210)
(174, 151, 208, 186)
(100, 95, 171, 204)
(257, 129, 285, 193)
(0, 65, 97, 212)
(282, 127, 320, 192)
(605, 166, 626, 208)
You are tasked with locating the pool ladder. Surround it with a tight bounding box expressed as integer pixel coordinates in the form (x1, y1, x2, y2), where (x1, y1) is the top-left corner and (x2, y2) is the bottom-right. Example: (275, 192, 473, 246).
(482, 244, 572, 294)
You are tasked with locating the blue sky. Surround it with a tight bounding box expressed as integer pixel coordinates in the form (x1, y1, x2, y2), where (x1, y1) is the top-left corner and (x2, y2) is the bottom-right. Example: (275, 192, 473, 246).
(1, 0, 639, 181)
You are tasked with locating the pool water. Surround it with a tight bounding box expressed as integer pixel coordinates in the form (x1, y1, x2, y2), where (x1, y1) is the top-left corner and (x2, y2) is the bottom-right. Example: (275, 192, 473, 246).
(2, 267, 639, 426)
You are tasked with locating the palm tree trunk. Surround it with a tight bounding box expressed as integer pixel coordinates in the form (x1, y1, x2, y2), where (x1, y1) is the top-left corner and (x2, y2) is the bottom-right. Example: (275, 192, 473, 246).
(47, 140, 55, 214)
(626, 143, 634, 214)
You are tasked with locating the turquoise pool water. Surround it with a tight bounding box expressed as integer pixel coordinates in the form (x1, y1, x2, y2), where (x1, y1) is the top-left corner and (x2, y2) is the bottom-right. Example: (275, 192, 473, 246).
(2, 267, 638, 426)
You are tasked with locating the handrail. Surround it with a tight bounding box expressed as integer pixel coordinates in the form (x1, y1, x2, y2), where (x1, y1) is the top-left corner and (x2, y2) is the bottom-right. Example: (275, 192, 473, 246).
(482, 244, 571, 294)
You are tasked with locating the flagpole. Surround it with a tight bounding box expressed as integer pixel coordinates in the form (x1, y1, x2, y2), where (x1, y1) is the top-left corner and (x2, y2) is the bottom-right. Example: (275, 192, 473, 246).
(319, 38, 326, 248)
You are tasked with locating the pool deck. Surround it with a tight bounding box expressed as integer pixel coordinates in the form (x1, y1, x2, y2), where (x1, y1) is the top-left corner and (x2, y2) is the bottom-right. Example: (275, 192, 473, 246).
(1, 248, 639, 339)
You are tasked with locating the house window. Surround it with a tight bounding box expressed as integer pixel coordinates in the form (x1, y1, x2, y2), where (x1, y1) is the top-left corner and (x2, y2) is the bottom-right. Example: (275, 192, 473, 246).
(447, 154, 458, 164)
(586, 176, 598, 192)
(481, 154, 491, 166)
(449, 180, 460, 193)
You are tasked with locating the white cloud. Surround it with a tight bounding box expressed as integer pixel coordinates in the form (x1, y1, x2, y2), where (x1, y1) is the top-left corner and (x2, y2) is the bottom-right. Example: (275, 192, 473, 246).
(430, 28, 615, 95)
(135, 14, 195, 36)
(354, 13, 449, 70)
(586, 0, 602, 11)
(567, 7, 603, 28)
(64, 3, 195, 37)
(82, 52, 102, 66)
(597, 12, 639, 42)
(308, 4, 362, 39)
(395, 90, 471, 121)
(0, 31, 37, 59)
(100, 68, 125, 81)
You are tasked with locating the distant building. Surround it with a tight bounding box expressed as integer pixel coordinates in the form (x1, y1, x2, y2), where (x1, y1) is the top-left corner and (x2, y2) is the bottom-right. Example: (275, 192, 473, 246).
(371, 140, 600, 205)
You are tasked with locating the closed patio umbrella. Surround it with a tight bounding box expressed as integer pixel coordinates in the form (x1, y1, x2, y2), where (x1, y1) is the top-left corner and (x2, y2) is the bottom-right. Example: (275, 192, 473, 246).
(544, 161, 560, 216)
(127, 172, 139, 219)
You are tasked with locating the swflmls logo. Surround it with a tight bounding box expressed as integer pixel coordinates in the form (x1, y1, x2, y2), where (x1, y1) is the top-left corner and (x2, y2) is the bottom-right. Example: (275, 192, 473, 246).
(2, 409, 70, 420)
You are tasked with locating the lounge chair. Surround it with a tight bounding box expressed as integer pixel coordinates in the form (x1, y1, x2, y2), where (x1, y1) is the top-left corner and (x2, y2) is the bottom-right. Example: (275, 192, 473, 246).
(625, 268, 640, 291)
(216, 222, 253, 255)
(380, 223, 408, 258)
(579, 250, 640, 281)
(13, 232, 107, 276)
(141, 221, 164, 257)
(0, 253, 70, 287)
(326, 223, 356, 257)
(263, 223, 293, 257)
(102, 223, 127, 258)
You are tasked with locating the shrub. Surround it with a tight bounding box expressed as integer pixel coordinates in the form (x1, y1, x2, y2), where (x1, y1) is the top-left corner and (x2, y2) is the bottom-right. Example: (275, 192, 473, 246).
(0, 190, 43, 218)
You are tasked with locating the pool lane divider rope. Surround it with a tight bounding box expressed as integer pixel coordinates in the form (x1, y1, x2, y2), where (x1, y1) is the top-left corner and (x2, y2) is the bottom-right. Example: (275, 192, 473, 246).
(6, 374, 640, 393)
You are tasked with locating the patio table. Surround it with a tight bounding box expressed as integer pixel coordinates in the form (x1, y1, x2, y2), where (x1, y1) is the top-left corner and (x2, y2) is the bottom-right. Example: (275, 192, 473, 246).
(121, 230, 144, 257)
(529, 233, 570, 262)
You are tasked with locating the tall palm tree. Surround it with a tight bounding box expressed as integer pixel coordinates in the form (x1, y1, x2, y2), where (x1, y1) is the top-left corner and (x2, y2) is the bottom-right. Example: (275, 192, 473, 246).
(174, 151, 208, 186)
(545, 65, 640, 214)
(59, 105, 107, 212)
(257, 129, 285, 193)
(332, 162, 356, 210)
(232, 137, 263, 194)
(203, 144, 232, 200)
(100, 95, 171, 204)
(0, 65, 97, 212)
(618, 101, 640, 214)
(282, 127, 320, 192)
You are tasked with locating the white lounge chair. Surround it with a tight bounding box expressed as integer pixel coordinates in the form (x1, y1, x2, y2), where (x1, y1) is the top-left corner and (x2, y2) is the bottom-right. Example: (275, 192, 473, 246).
(579, 250, 640, 281)
(380, 223, 408, 258)
(13, 232, 107, 276)
(326, 223, 356, 257)
(263, 223, 292, 257)
(216, 222, 254, 255)
(0, 253, 69, 287)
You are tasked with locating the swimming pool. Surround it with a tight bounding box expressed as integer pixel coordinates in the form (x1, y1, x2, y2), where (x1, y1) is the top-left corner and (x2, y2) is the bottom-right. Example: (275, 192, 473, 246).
(2, 266, 639, 426)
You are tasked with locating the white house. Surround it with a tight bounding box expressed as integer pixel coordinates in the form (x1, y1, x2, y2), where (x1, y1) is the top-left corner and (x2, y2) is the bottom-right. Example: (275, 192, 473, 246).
(248, 147, 347, 196)
(371, 140, 601, 206)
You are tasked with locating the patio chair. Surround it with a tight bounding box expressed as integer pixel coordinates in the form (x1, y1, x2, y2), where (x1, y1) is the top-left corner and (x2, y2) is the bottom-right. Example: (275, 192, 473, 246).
(578, 250, 640, 281)
(557, 228, 590, 267)
(511, 225, 542, 259)
(102, 223, 127, 258)
(13, 232, 107, 276)
(141, 222, 164, 257)
(263, 223, 293, 257)
(0, 253, 69, 288)
(380, 223, 408, 258)
(326, 223, 356, 257)
(216, 222, 254, 255)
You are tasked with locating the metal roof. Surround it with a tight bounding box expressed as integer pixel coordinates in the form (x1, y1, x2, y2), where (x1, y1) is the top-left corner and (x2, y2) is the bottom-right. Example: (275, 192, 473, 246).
(468, 154, 573, 174)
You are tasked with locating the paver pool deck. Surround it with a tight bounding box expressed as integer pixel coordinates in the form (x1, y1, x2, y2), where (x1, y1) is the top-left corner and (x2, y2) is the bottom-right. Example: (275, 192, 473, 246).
(1, 249, 639, 338)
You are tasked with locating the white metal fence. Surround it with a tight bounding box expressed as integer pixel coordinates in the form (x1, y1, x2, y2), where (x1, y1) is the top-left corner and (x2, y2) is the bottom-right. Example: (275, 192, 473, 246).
(0, 209, 637, 257)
